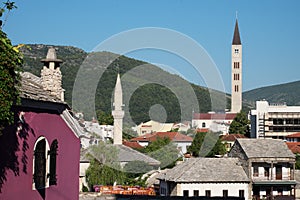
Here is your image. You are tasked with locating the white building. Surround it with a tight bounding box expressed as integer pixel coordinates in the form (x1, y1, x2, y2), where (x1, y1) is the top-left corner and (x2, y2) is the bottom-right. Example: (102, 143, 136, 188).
(135, 120, 174, 135)
(192, 112, 236, 134)
(158, 157, 249, 198)
(250, 100, 300, 139)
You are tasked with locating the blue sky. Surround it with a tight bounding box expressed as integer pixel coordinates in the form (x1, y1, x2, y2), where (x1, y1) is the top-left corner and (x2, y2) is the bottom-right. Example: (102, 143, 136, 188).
(3, 0, 300, 93)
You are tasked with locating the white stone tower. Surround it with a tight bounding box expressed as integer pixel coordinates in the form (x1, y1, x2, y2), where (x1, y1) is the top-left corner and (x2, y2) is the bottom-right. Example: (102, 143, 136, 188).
(41, 47, 65, 101)
(112, 74, 124, 145)
(231, 19, 242, 113)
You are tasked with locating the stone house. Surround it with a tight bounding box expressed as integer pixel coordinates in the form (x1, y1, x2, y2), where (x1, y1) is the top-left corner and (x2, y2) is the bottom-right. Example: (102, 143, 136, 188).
(229, 138, 296, 200)
(158, 157, 250, 198)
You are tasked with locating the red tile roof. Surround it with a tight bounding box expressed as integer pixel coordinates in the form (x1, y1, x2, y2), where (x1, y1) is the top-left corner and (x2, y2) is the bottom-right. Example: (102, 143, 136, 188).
(196, 128, 209, 133)
(286, 132, 300, 138)
(286, 142, 300, 154)
(123, 141, 143, 149)
(193, 113, 236, 120)
(131, 132, 193, 143)
(221, 134, 247, 142)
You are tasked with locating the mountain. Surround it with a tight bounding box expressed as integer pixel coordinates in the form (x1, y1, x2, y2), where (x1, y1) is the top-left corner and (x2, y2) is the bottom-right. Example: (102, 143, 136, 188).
(243, 81, 300, 107)
(20, 44, 230, 125)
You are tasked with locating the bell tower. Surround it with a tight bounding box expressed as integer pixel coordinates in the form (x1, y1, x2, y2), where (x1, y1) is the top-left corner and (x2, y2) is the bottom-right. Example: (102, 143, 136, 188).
(231, 19, 242, 113)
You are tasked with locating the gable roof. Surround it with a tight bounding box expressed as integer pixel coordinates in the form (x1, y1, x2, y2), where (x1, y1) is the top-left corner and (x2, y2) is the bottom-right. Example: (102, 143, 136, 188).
(193, 113, 236, 120)
(20, 72, 64, 103)
(286, 132, 300, 138)
(221, 134, 247, 142)
(158, 158, 249, 183)
(286, 142, 300, 154)
(123, 141, 143, 149)
(115, 145, 160, 166)
(234, 138, 295, 159)
(131, 132, 193, 143)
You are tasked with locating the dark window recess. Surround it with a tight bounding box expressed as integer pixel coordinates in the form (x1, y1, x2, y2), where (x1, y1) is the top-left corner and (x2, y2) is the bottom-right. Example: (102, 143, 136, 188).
(239, 190, 244, 198)
(223, 190, 228, 197)
(49, 140, 58, 185)
(205, 190, 211, 197)
(34, 139, 46, 189)
(193, 190, 199, 196)
(183, 190, 189, 197)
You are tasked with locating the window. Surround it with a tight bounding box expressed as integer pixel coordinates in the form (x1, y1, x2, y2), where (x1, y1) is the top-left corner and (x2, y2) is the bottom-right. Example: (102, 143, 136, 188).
(264, 167, 269, 177)
(235, 48, 239, 54)
(49, 140, 58, 185)
(193, 190, 199, 196)
(223, 190, 228, 197)
(34, 138, 47, 189)
(234, 62, 240, 69)
(253, 166, 258, 177)
(205, 190, 211, 197)
(183, 190, 189, 197)
(202, 122, 206, 128)
(234, 73, 240, 80)
(33, 137, 58, 190)
(234, 85, 239, 92)
(239, 190, 245, 198)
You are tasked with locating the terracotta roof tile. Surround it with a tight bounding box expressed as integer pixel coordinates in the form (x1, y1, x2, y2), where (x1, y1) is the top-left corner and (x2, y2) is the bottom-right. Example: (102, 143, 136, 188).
(286, 142, 300, 154)
(286, 132, 300, 138)
(193, 113, 236, 120)
(221, 134, 247, 142)
(123, 141, 143, 149)
(131, 132, 193, 142)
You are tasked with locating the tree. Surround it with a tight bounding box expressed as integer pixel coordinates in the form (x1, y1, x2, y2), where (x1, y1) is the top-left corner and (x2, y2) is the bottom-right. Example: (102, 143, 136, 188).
(143, 137, 179, 169)
(0, 2, 22, 135)
(229, 111, 250, 134)
(188, 131, 226, 157)
(96, 110, 113, 125)
(85, 142, 125, 188)
(123, 160, 152, 187)
(187, 132, 206, 157)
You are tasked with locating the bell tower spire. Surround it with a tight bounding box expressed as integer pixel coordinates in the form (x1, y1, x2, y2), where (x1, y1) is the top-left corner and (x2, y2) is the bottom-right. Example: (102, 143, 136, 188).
(231, 18, 242, 113)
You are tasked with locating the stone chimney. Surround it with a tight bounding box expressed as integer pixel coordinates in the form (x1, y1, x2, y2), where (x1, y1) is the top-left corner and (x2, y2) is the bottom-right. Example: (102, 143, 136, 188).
(41, 47, 65, 101)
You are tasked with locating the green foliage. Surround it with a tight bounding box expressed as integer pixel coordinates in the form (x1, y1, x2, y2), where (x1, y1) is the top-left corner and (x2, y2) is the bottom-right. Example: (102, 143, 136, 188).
(187, 132, 206, 157)
(123, 160, 152, 186)
(85, 142, 125, 187)
(0, 29, 22, 134)
(188, 131, 226, 157)
(243, 80, 300, 107)
(82, 183, 89, 192)
(141, 137, 179, 169)
(19, 44, 228, 125)
(96, 110, 113, 125)
(229, 111, 250, 134)
(296, 154, 300, 170)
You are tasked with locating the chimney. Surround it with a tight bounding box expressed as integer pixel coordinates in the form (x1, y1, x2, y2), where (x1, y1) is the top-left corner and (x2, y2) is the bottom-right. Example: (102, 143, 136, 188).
(40, 47, 65, 101)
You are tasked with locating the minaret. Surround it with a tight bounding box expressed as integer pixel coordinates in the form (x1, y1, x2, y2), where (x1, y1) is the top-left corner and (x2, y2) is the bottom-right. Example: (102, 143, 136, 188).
(112, 74, 124, 145)
(41, 47, 65, 101)
(231, 19, 242, 113)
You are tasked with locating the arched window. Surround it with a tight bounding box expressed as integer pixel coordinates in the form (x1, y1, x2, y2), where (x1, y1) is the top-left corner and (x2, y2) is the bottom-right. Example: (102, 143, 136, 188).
(49, 140, 58, 185)
(202, 122, 206, 128)
(33, 138, 47, 189)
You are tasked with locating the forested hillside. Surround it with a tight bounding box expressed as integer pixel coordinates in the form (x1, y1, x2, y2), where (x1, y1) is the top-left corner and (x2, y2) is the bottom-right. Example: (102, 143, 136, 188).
(20, 44, 230, 125)
(243, 81, 300, 107)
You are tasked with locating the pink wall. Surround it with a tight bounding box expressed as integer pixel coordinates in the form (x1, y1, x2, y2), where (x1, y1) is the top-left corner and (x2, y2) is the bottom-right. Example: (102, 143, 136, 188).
(0, 112, 80, 200)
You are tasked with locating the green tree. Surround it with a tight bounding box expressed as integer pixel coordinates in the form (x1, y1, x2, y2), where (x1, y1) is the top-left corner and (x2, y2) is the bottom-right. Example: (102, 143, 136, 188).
(229, 111, 250, 134)
(123, 160, 152, 187)
(296, 154, 300, 170)
(144, 137, 179, 169)
(187, 132, 206, 157)
(85, 142, 125, 188)
(0, 2, 22, 134)
(96, 110, 113, 125)
(188, 131, 226, 157)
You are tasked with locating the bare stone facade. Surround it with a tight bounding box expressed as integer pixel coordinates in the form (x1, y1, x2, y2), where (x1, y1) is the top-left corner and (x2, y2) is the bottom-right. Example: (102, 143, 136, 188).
(41, 47, 64, 101)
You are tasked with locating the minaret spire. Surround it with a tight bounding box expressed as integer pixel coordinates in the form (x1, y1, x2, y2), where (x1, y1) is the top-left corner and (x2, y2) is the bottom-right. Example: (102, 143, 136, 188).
(112, 73, 124, 145)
